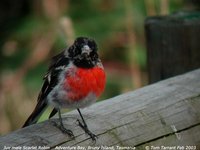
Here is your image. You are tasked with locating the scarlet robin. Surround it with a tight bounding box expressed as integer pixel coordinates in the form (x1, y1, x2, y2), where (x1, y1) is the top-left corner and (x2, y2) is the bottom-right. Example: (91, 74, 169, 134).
(22, 37, 106, 141)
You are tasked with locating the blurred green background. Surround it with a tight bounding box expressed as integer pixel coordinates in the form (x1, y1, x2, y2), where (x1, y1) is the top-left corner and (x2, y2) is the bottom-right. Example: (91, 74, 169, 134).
(0, 0, 194, 135)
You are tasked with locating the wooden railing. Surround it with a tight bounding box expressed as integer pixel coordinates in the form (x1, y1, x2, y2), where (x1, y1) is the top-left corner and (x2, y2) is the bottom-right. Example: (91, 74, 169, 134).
(0, 69, 200, 149)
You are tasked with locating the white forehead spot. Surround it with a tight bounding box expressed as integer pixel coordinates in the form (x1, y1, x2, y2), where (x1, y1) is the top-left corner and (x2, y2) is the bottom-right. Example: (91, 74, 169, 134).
(83, 45, 90, 50)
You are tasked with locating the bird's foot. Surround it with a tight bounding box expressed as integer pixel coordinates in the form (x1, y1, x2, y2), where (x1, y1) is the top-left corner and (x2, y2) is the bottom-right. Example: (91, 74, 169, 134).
(51, 121, 74, 138)
(77, 119, 97, 142)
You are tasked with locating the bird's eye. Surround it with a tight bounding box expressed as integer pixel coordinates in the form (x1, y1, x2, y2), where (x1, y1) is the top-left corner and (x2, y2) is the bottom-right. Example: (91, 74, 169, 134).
(88, 42, 97, 51)
(68, 45, 81, 57)
(74, 48, 81, 55)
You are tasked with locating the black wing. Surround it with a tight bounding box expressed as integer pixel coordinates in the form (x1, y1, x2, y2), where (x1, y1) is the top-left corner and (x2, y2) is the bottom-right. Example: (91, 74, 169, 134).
(39, 51, 69, 101)
(23, 50, 69, 127)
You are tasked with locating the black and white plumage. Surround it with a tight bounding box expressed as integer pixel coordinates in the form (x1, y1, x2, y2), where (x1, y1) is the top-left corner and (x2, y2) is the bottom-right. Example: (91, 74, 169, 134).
(22, 51, 69, 126)
(22, 37, 106, 141)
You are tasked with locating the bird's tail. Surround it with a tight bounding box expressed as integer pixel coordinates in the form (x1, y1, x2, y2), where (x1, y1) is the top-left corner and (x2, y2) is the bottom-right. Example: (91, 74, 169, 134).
(22, 100, 47, 127)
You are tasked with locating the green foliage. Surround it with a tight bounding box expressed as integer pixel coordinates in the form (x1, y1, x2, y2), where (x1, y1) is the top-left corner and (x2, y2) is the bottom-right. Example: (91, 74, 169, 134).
(134, 45, 147, 69)
(24, 62, 47, 90)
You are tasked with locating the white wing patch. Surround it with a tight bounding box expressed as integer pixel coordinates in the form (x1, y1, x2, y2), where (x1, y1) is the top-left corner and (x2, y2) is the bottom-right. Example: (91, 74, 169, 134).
(47, 74, 51, 83)
(55, 65, 66, 70)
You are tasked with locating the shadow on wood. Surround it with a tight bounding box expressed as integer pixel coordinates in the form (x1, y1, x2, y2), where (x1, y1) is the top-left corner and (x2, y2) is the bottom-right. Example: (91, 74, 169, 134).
(0, 69, 200, 149)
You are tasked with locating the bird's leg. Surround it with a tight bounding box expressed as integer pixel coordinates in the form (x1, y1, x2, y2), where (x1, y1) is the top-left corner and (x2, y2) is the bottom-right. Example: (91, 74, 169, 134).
(77, 108, 97, 141)
(52, 109, 74, 138)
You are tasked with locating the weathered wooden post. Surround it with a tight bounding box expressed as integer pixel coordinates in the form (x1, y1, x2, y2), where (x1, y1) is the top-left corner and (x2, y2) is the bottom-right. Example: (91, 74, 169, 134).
(145, 11, 200, 83)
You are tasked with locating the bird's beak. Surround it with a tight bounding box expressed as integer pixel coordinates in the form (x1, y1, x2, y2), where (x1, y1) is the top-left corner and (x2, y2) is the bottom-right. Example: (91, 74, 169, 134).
(82, 45, 91, 57)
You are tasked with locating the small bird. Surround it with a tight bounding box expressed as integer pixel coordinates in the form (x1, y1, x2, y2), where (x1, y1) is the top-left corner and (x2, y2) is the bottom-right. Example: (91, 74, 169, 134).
(22, 37, 106, 141)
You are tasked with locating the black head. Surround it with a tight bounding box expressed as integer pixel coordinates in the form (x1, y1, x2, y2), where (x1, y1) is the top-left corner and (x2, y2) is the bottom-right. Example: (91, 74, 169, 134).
(68, 37, 99, 68)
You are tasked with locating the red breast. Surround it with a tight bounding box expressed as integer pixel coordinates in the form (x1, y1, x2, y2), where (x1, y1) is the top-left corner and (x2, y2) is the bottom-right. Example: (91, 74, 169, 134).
(64, 67, 106, 101)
